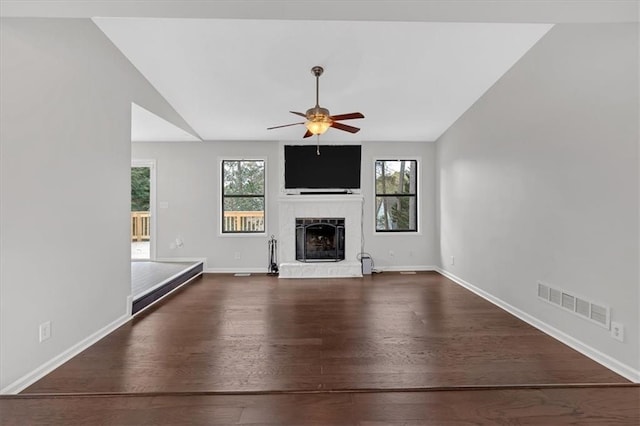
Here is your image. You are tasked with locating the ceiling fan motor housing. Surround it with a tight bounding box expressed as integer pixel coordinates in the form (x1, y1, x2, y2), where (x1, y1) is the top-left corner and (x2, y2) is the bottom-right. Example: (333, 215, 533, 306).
(306, 106, 331, 121)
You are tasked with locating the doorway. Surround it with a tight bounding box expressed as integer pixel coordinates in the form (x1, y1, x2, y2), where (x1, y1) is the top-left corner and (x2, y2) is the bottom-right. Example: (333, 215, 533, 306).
(131, 160, 156, 260)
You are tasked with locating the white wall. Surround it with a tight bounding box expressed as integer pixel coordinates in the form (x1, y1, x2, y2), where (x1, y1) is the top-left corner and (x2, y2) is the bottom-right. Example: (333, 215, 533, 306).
(132, 140, 438, 272)
(0, 18, 194, 391)
(438, 24, 639, 377)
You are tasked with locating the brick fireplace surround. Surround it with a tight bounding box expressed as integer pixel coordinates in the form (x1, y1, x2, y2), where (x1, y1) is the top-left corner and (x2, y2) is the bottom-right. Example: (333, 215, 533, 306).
(278, 194, 363, 278)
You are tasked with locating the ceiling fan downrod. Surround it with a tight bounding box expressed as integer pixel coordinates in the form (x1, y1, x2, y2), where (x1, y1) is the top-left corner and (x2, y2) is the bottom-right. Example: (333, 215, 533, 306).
(311, 66, 324, 108)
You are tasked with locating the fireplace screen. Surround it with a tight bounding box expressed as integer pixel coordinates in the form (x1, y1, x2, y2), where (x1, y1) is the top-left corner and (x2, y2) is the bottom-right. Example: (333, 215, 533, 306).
(296, 218, 345, 262)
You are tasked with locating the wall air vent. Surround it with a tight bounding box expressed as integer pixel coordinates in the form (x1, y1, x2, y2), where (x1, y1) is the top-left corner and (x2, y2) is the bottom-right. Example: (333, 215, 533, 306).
(537, 282, 549, 299)
(537, 281, 610, 329)
(590, 303, 609, 327)
(549, 287, 562, 305)
(561, 292, 575, 310)
(575, 297, 590, 318)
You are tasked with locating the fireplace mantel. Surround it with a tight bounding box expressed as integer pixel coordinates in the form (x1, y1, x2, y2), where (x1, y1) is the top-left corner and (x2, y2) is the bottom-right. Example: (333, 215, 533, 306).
(278, 194, 363, 278)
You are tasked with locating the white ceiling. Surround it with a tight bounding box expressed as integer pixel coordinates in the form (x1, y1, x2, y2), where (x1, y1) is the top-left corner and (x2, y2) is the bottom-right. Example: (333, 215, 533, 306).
(2, 1, 636, 23)
(131, 103, 201, 142)
(95, 18, 552, 142)
(10, 1, 633, 143)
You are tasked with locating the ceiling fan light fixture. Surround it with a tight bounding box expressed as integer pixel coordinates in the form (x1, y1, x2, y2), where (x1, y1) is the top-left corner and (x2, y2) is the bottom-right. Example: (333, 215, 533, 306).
(305, 117, 332, 135)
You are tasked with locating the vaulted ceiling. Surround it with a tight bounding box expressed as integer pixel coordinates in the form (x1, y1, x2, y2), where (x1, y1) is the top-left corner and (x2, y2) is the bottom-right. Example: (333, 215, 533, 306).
(96, 18, 551, 142)
(2, 1, 635, 142)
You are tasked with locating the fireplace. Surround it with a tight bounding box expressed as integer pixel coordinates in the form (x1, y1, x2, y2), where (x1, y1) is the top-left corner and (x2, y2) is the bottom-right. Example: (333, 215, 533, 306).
(296, 218, 345, 262)
(278, 194, 363, 278)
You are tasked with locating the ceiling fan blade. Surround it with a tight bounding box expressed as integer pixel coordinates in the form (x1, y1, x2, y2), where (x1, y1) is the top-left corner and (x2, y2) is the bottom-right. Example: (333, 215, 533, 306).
(331, 121, 360, 134)
(267, 122, 304, 130)
(330, 112, 364, 121)
(290, 111, 307, 118)
(303, 130, 313, 138)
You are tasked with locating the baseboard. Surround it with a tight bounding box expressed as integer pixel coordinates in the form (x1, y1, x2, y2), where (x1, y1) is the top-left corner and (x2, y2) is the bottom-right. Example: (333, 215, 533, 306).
(1, 312, 132, 394)
(376, 265, 437, 272)
(126, 294, 133, 317)
(205, 265, 439, 275)
(435, 268, 640, 383)
(205, 267, 268, 274)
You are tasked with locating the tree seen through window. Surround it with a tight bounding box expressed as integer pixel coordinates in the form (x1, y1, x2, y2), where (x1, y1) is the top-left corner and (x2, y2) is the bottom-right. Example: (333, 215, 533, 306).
(375, 160, 417, 232)
(222, 160, 265, 233)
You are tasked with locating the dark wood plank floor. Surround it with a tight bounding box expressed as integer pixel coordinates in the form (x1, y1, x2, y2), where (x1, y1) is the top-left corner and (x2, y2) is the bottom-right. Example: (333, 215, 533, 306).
(23, 272, 628, 394)
(8, 272, 637, 424)
(2, 386, 639, 425)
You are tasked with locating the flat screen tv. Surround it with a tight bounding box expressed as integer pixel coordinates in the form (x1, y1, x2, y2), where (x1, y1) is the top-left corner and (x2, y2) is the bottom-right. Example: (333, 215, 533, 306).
(284, 145, 361, 190)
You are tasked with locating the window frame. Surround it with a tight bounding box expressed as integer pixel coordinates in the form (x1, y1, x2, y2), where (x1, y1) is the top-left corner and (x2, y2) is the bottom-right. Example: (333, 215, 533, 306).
(374, 158, 419, 234)
(220, 158, 266, 235)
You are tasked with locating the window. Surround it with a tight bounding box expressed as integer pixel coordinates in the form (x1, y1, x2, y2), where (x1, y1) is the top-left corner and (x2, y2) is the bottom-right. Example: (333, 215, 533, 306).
(375, 160, 417, 232)
(222, 160, 265, 233)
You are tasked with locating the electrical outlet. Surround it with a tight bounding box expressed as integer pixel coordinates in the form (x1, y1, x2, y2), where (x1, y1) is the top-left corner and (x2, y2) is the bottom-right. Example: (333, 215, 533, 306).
(611, 322, 624, 342)
(39, 321, 51, 342)
(389, 250, 395, 257)
(234, 252, 241, 260)
(450, 256, 455, 265)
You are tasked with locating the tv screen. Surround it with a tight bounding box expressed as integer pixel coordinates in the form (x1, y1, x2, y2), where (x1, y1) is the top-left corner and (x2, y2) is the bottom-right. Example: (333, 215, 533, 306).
(284, 145, 361, 189)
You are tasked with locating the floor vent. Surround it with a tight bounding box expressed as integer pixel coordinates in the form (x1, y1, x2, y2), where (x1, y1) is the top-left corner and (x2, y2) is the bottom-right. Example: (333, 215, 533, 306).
(537, 281, 610, 329)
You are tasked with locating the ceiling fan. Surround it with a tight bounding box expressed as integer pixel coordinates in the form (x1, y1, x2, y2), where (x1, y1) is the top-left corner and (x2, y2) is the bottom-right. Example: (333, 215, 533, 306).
(267, 66, 364, 139)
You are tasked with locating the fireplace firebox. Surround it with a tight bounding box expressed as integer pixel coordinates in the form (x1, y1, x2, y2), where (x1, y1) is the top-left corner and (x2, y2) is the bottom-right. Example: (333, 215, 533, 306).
(296, 218, 345, 262)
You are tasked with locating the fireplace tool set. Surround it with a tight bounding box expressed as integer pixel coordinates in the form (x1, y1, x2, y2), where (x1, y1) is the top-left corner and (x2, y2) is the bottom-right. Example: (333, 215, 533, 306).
(267, 235, 279, 276)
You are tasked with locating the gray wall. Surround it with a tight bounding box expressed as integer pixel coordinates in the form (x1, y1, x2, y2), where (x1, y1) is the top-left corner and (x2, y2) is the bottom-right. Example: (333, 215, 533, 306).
(0, 18, 193, 390)
(132, 141, 281, 271)
(437, 24, 639, 374)
(132, 140, 438, 271)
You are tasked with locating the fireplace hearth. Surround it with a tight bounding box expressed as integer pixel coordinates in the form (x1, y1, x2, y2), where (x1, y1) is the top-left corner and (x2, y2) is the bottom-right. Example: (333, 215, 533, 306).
(296, 218, 345, 262)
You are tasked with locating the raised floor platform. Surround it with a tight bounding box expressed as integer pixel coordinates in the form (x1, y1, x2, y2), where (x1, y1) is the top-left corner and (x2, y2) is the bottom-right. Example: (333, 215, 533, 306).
(131, 261, 203, 314)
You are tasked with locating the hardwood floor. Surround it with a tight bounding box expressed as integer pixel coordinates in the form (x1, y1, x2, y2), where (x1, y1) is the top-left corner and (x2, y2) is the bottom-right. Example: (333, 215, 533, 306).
(2, 386, 639, 425)
(4, 272, 637, 424)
